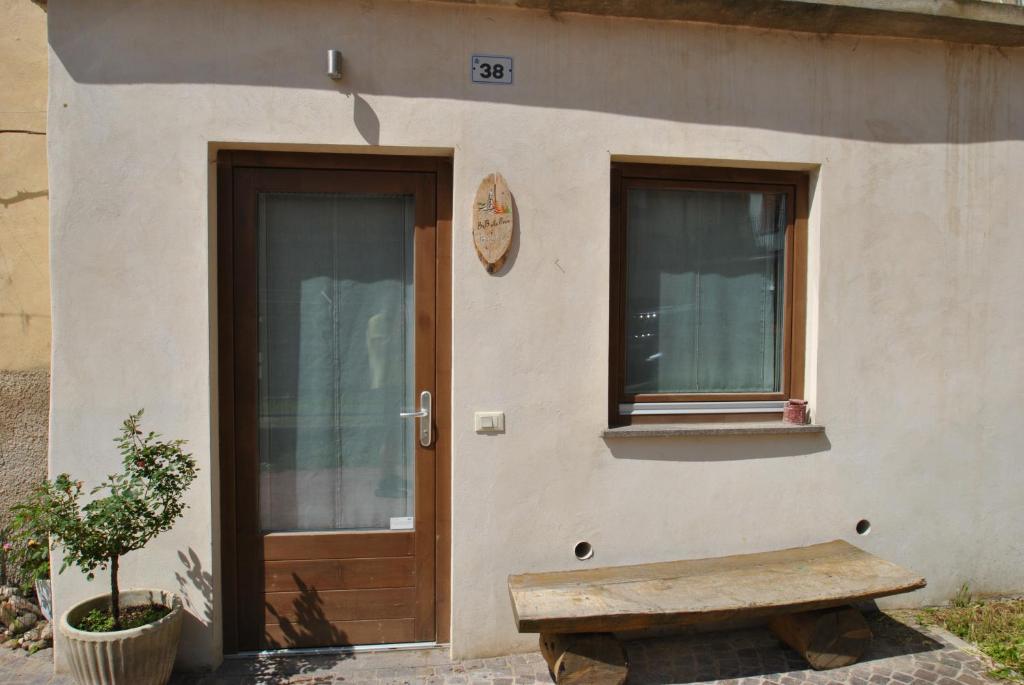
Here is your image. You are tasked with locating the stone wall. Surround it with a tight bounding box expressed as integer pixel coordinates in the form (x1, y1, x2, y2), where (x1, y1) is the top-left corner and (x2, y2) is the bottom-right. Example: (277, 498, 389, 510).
(0, 369, 49, 533)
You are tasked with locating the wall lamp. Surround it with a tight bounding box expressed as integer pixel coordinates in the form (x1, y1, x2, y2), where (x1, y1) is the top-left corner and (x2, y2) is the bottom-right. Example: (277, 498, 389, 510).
(327, 49, 343, 80)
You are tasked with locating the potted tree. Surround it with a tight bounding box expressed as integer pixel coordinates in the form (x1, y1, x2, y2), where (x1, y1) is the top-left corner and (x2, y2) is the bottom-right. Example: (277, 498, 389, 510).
(29, 410, 197, 685)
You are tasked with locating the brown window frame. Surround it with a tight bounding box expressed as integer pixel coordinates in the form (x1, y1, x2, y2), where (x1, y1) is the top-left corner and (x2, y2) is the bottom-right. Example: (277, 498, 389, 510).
(608, 163, 808, 427)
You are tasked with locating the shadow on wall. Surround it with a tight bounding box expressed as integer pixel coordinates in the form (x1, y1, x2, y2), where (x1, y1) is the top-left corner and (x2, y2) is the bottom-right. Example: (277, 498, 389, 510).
(47, 0, 1024, 145)
(174, 544, 214, 647)
(352, 93, 380, 146)
(604, 432, 831, 461)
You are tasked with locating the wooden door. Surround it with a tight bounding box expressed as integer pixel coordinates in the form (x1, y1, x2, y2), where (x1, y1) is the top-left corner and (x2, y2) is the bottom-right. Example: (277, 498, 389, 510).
(219, 154, 448, 651)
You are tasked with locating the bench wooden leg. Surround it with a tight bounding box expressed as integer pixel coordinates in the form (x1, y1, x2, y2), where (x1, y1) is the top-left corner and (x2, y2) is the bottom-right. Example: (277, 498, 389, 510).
(539, 632, 628, 685)
(769, 605, 873, 670)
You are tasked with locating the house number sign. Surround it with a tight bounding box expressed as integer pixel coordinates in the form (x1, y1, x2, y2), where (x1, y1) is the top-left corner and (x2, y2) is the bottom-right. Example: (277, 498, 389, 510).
(473, 173, 515, 274)
(471, 55, 514, 84)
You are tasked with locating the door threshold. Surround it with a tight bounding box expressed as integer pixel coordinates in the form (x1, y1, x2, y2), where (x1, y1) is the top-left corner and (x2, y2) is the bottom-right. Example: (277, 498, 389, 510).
(230, 642, 444, 659)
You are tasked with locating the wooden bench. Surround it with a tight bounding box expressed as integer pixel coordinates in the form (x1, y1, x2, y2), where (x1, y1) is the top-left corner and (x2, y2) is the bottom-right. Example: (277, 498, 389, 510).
(508, 540, 926, 684)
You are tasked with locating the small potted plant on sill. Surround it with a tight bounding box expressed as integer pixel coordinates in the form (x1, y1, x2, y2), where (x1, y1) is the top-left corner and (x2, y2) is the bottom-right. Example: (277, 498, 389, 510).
(29, 410, 197, 685)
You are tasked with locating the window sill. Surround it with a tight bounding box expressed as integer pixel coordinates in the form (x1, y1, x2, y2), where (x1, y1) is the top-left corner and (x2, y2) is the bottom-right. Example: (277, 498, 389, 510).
(601, 422, 825, 438)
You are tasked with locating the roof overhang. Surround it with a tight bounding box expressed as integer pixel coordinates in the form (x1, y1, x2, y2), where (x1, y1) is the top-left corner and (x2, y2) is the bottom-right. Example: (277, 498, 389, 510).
(426, 0, 1024, 46)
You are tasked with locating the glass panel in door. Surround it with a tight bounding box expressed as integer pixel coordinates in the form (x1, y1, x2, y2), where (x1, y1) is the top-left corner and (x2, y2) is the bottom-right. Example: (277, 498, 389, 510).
(257, 192, 416, 533)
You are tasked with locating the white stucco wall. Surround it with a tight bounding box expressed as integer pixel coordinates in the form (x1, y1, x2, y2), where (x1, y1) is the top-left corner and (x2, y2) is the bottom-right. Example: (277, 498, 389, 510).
(47, 0, 1024, 671)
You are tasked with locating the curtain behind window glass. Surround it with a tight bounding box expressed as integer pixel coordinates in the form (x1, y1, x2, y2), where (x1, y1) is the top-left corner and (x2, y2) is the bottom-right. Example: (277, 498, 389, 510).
(258, 192, 415, 532)
(625, 187, 786, 394)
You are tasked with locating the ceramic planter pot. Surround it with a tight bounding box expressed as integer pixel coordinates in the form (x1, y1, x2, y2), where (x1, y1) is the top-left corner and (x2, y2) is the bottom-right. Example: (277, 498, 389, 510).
(59, 589, 183, 685)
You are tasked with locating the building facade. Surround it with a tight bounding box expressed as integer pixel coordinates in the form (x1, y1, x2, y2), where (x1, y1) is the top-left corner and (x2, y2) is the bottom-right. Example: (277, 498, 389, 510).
(46, 0, 1024, 671)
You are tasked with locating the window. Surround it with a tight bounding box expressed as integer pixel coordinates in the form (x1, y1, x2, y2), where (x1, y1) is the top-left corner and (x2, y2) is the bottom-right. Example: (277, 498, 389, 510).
(609, 164, 807, 425)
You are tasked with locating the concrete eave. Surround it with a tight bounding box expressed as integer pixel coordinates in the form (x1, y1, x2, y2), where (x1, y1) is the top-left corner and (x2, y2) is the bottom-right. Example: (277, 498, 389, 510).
(426, 0, 1024, 46)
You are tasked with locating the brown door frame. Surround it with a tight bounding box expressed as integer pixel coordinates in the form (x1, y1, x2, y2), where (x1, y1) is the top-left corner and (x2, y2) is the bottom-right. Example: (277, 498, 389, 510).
(216, 150, 453, 653)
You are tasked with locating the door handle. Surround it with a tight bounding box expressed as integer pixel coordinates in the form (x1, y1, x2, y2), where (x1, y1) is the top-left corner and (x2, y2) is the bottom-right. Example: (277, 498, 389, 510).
(399, 390, 432, 447)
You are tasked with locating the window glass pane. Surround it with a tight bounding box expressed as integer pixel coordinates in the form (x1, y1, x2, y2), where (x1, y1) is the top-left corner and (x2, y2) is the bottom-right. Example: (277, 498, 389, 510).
(257, 192, 415, 532)
(625, 187, 787, 394)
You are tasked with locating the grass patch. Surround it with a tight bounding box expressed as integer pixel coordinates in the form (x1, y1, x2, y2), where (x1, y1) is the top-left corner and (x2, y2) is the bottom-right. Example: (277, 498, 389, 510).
(917, 588, 1024, 683)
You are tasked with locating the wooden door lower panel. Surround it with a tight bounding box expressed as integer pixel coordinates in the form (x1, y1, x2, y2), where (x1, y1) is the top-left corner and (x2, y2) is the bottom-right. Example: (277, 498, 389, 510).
(260, 531, 418, 648)
(264, 558, 416, 592)
(265, 588, 417, 623)
(264, 531, 414, 561)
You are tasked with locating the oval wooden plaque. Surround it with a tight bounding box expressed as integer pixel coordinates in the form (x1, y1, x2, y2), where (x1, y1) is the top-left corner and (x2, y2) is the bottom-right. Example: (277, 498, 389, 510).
(473, 173, 515, 274)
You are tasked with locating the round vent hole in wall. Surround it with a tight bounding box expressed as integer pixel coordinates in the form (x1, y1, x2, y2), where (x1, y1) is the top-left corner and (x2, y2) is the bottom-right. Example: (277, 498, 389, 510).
(856, 519, 872, 536)
(574, 541, 594, 561)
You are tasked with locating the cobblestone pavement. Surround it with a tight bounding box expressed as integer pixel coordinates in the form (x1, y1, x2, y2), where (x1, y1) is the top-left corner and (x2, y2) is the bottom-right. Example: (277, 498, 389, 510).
(0, 612, 1006, 685)
(0, 647, 58, 685)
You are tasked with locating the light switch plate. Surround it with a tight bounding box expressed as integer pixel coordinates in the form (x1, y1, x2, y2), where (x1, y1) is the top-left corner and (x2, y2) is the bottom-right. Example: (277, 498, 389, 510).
(474, 411, 505, 433)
